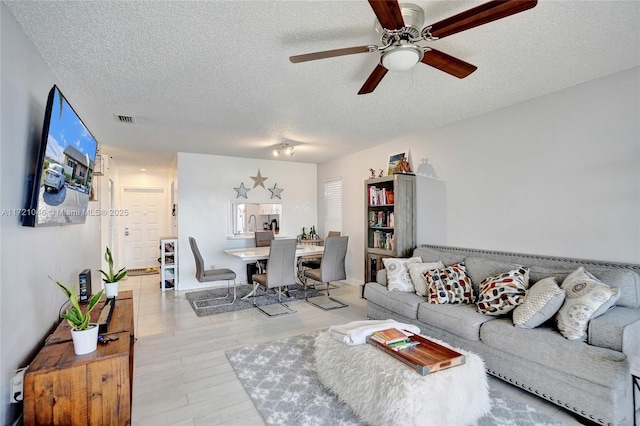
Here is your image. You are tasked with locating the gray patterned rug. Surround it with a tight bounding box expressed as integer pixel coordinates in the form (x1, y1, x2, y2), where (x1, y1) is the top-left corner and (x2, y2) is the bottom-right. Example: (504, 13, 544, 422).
(185, 284, 322, 317)
(226, 331, 566, 426)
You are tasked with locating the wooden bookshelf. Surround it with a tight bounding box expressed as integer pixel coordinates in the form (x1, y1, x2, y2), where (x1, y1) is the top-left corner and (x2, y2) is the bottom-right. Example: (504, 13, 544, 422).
(365, 174, 416, 282)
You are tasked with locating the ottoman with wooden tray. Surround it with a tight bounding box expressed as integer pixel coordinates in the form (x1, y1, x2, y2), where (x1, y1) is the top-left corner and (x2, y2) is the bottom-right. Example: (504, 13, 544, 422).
(313, 330, 490, 426)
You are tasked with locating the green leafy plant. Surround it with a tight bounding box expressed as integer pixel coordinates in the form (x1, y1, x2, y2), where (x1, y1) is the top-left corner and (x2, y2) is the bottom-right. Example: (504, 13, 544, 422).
(99, 246, 127, 283)
(53, 279, 104, 331)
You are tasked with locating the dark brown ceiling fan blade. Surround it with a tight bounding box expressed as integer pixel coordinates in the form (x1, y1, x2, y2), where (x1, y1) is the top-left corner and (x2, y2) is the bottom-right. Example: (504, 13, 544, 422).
(420, 49, 477, 79)
(427, 0, 537, 39)
(358, 65, 388, 95)
(289, 45, 377, 63)
(368, 0, 405, 30)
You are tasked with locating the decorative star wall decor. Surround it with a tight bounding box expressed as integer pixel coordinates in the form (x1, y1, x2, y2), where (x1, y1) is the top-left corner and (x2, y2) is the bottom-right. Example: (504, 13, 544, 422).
(268, 183, 284, 199)
(250, 169, 269, 188)
(234, 182, 250, 198)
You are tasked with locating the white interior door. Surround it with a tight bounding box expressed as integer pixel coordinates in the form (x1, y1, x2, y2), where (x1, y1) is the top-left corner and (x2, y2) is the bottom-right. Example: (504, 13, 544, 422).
(122, 188, 166, 269)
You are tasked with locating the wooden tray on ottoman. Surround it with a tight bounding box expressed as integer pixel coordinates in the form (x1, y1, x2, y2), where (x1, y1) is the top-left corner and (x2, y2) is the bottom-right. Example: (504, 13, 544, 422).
(366, 332, 465, 375)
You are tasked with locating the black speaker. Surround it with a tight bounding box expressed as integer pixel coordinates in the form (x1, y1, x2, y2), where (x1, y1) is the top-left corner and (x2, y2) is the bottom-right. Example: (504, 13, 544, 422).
(79, 269, 91, 302)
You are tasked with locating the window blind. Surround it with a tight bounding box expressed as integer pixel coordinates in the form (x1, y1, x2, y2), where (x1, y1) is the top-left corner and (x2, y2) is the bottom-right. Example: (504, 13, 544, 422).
(324, 178, 342, 234)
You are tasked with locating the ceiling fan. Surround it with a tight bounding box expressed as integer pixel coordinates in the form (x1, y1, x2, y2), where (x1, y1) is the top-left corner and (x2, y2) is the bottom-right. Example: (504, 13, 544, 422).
(289, 0, 538, 95)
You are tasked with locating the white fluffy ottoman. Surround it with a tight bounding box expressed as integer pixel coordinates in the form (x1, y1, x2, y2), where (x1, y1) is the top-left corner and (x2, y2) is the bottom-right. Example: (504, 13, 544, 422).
(313, 331, 490, 426)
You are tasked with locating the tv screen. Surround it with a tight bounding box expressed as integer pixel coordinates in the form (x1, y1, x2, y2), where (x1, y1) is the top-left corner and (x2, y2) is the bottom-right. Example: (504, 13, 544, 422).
(22, 86, 98, 227)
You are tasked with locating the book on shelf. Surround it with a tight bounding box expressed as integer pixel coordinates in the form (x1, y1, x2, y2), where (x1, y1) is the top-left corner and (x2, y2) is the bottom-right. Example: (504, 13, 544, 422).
(368, 186, 394, 206)
(372, 230, 394, 250)
(369, 328, 412, 345)
(367, 211, 394, 228)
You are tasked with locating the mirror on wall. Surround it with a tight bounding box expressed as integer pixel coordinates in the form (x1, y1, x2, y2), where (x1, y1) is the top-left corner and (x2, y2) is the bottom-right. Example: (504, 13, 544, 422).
(233, 203, 282, 234)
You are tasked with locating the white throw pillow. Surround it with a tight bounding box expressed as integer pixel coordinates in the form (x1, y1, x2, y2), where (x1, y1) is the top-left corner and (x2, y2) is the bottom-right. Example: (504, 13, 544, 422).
(383, 257, 422, 292)
(556, 267, 620, 341)
(513, 277, 565, 328)
(408, 261, 445, 296)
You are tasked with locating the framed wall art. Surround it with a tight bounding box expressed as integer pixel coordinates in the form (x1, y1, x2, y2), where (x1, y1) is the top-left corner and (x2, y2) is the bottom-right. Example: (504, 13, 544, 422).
(387, 150, 411, 175)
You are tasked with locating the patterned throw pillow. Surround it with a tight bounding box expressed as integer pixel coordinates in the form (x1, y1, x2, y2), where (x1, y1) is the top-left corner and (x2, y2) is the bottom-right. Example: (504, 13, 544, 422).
(556, 267, 620, 341)
(408, 261, 445, 296)
(384, 257, 422, 292)
(422, 262, 475, 304)
(477, 266, 530, 316)
(513, 277, 566, 328)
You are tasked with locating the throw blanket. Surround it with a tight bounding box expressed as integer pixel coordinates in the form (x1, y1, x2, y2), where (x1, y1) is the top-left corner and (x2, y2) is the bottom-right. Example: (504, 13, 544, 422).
(328, 319, 421, 345)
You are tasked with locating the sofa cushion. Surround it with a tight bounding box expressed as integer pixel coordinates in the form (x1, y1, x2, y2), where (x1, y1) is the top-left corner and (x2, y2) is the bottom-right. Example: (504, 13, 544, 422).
(556, 267, 620, 341)
(477, 267, 530, 316)
(412, 247, 465, 266)
(587, 267, 640, 309)
(408, 261, 445, 296)
(480, 318, 627, 388)
(527, 265, 573, 284)
(376, 269, 388, 286)
(464, 257, 529, 294)
(422, 262, 475, 304)
(417, 303, 495, 341)
(513, 277, 566, 329)
(364, 282, 424, 319)
(384, 257, 422, 292)
(588, 306, 640, 353)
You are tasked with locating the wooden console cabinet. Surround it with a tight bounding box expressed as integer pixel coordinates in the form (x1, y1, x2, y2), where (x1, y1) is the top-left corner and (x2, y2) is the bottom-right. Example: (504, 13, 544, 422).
(23, 291, 135, 426)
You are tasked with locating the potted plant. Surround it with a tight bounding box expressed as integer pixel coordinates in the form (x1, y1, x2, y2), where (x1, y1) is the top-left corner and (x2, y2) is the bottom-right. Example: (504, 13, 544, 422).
(99, 246, 127, 298)
(53, 279, 104, 355)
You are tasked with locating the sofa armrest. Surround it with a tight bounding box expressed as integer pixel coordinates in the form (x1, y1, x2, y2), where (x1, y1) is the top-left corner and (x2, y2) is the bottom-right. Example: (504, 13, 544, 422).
(588, 307, 640, 357)
(376, 269, 387, 286)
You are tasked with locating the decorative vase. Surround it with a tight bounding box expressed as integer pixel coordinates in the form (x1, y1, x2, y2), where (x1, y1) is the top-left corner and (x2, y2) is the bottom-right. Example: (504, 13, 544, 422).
(104, 281, 119, 298)
(70, 323, 99, 355)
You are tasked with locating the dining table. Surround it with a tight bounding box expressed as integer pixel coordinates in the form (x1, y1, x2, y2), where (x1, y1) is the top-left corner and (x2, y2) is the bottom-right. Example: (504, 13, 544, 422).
(224, 244, 324, 261)
(224, 244, 325, 299)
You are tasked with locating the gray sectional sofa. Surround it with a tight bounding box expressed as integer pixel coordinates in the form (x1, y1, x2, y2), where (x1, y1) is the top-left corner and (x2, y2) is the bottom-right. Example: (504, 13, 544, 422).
(364, 244, 640, 426)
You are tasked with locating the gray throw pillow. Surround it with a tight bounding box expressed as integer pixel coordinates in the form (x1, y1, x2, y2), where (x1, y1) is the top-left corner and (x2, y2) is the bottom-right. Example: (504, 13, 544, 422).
(407, 261, 445, 296)
(513, 277, 565, 329)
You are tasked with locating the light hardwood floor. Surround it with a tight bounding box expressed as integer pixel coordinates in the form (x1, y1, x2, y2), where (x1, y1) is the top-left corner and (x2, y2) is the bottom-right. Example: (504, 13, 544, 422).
(122, 274, 585, 426)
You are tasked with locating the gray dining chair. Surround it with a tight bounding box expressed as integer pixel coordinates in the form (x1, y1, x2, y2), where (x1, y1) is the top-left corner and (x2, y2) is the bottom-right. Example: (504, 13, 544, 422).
(251, 238, 297, 316)
(254, 231, 275, 274)
(298, 231, 341, 283)
(302, 236, 349, 310)
(189, 236, 237, 307)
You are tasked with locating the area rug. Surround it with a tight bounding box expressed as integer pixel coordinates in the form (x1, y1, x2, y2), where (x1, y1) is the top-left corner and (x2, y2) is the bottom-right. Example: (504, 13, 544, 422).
(225, 331, 565, 426)
(185, 284, 322, 317)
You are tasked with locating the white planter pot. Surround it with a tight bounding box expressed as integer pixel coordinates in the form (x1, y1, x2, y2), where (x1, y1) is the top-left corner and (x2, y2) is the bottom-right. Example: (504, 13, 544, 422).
(104, 281, 119, 298)
(71, 323, 99, 355)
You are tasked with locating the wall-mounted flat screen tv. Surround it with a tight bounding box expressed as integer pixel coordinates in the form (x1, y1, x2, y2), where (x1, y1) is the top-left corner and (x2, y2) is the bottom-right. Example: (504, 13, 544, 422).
(22, 85, 98, 227)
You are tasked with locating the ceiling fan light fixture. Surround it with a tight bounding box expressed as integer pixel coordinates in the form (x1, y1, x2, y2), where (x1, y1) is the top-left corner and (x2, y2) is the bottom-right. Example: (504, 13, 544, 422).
(381, 45, 423, 72)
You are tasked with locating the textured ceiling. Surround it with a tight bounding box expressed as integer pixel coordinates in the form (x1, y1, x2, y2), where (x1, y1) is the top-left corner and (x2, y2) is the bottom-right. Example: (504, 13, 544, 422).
(5, 0, 640, 170)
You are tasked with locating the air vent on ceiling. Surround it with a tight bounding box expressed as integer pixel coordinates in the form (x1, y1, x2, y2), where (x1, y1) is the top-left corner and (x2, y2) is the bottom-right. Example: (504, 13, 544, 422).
(115, 114, 135, 124)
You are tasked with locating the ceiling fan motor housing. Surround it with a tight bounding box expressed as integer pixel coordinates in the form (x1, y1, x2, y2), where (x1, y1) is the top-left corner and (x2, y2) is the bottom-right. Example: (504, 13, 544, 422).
(376, 3, 425, 44)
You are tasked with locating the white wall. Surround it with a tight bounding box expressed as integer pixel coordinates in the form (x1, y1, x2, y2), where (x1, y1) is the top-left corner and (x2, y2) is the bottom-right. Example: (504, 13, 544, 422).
(318, 67, 640, 284)
(1, 5, 102, 424)
(177, 153, 317, 290)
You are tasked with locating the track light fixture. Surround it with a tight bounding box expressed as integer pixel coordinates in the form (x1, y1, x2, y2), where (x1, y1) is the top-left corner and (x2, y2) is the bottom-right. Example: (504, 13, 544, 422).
(273, 143, 295, 157)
